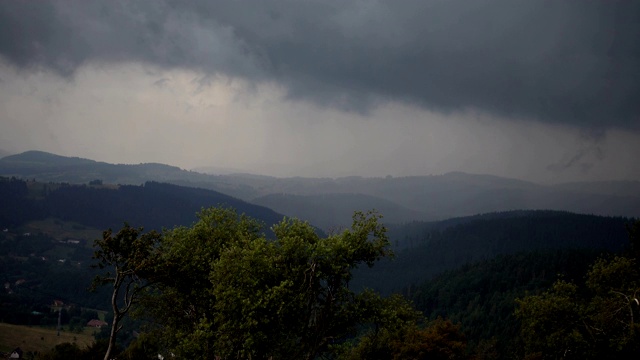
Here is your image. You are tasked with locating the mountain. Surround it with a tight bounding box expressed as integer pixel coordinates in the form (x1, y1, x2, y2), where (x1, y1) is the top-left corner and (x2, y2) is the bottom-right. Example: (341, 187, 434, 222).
(0, 177, 285, 233)
(0, 151, 260, 200)
(252, 193, 427, 231)
(0, 149, 12, 159)
(552, 180, 640, 197)
(355, 210, 633, 295)
(2, 151, 640, 225)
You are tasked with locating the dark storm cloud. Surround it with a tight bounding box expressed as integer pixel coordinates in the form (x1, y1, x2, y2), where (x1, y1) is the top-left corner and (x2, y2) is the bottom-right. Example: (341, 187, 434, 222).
(1, 0, 639, 128)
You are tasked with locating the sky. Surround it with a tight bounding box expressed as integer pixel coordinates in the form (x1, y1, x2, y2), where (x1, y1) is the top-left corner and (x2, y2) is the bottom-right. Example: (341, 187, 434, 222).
(1, 0, 639, 183)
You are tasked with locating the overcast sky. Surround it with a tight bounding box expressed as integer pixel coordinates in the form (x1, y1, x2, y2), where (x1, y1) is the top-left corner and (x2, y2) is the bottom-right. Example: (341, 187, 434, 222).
(1, 0, 639, 183)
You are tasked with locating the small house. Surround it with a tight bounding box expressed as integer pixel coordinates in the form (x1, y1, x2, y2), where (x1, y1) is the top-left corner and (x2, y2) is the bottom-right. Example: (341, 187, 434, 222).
(9, 347, 23, 359)
(87, 319, 108, 328)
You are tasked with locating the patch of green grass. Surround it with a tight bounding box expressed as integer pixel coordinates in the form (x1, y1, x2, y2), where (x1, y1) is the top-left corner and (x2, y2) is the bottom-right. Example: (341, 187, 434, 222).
(0, 322, 95, 355)
(23, 218, 102, 246)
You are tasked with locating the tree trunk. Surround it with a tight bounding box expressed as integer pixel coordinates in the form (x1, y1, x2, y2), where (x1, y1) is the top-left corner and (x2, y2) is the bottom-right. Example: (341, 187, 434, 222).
(104, 271, 123, 360)
(104, 312, 120, 360)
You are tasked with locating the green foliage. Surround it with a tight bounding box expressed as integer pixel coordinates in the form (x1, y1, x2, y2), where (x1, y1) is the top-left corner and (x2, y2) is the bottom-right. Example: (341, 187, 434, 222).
(516, 221, 640, 359)
(118, 334, 160, 360)
(92, 224, 162, 360)
(38, 342, 84, 360)
(357, 211, 631, 295)
(341, 309, 469, 360)
(37, 340, 113, 360)
(92, 225, 161, 286)
(585, 256, 640, 355)
(139, 207, 393, 359)
(407, 249, 603, 357)
(515, 281, 589, 359)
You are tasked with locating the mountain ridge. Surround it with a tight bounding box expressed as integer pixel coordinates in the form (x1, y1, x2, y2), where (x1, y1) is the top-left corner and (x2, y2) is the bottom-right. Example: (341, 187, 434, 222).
(2, 151, 639, 226)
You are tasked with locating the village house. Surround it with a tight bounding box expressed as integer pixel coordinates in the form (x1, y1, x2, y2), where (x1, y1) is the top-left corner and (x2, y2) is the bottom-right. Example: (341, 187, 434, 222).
(9, 347, 22, 359)
(87, 319, 108, 328)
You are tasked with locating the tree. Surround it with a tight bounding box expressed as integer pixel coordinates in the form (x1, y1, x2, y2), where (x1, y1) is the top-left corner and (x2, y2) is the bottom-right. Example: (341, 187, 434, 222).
(211, 211, 391, 359)
(340, 291, 468, 360)
(140, 207, 393, 359)
(92, 224, 161, 360)
(139, 207, 266, 358)
(39, 343, 83, 360)
(585, 256, 640, 356)
(516, 220, 640, 359)
(515, 280, 589, 359)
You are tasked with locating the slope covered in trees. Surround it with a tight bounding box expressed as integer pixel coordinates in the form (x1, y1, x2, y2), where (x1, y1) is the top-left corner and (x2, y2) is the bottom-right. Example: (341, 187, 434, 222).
(515, 221, 640, 359)
(357, 211, 632, 294)
(0, 177, 285, 232)
(407, 249, 606, 358)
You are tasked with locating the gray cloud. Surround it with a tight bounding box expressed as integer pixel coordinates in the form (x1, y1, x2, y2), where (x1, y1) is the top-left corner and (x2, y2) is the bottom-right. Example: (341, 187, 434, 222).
(1, 0, 639, 129)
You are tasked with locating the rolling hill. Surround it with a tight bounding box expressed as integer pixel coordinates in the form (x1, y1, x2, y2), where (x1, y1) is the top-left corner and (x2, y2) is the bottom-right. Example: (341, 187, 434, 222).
(355, 210, 634, 295)
(0, 177, 285, 233)
(251, 192, 427, 230)
(2, 151, 639, 229)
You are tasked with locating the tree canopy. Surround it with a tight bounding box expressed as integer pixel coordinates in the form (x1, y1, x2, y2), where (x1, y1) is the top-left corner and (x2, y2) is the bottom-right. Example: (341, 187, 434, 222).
(91, 207, 468, 359)
(516, 220, 640, 359)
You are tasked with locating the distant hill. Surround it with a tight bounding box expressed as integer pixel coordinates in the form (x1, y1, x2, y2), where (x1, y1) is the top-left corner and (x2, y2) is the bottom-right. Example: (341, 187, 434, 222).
(252, 193, 427, 231)
(0, 149, 12, 159)
(2, 151, 640, 224)
(356, 210, 634, 295)
(0, 151, 260, 200)
(0, 177, 285, 233)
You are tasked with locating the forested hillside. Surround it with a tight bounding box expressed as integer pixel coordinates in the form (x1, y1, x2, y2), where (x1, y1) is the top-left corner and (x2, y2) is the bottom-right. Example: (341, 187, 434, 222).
(357, 211, 632, 294)
(408, 249, 607, 357)
(0, 177, 284, 232)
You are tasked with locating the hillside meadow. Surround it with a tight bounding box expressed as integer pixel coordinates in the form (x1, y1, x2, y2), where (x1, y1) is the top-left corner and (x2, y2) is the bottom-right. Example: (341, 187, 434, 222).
(0, 323, 95, 355)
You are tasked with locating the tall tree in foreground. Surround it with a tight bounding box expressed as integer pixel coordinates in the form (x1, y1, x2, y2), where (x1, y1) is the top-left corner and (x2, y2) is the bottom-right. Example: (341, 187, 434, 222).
(142, 207, 394, 359)
(92, 224, 161, 360)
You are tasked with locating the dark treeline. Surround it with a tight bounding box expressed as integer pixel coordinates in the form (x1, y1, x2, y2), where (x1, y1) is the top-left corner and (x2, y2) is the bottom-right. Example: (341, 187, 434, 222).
(0, 177, 284, 232)
(408, 249, 608, 358)
(0, 177, 47, 227)
(44, 181, 284, 231)
(357, 211, 631, 294)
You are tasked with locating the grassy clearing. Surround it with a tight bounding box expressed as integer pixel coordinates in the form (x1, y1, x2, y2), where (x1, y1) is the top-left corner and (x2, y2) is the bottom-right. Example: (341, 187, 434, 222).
(0, 323, 95, 355)
(23, 218, 102, 245)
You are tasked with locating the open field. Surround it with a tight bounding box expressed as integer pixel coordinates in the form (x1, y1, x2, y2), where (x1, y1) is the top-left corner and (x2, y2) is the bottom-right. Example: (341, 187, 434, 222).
(23, 218, 102, 245)
(0, 323, 95, 355)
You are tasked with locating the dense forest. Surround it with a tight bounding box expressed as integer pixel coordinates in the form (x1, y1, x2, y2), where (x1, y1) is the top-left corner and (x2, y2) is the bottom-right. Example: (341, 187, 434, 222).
(0, 176, 284, 232)
(356, 211, 631, 295)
